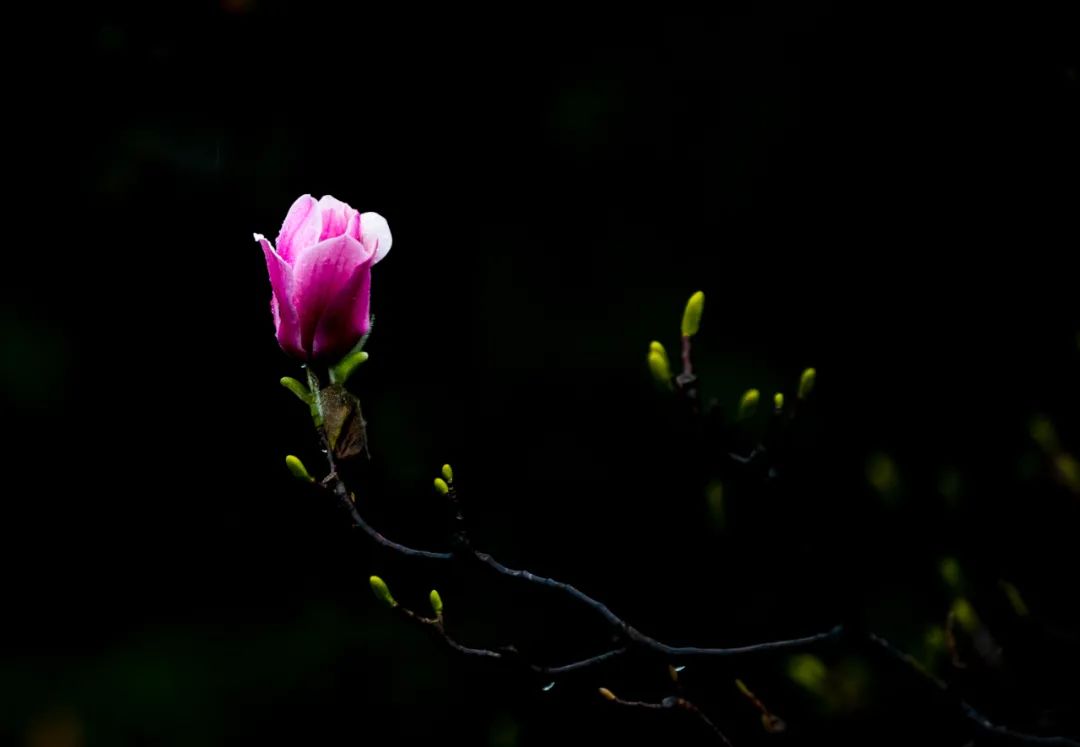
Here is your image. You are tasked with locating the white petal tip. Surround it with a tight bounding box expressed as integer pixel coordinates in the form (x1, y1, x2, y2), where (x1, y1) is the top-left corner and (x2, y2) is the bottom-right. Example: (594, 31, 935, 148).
(360, 212, 393, 263)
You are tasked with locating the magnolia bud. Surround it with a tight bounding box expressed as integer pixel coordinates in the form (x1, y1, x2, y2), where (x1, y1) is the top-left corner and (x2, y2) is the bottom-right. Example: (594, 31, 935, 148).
(798, 368, 816, 400)
(998, 580, 1030, 617)
(681, 291, 705, 337)
(788, 654, 827, 693)
(369, 576, 396, 607)
(280, 376, 312, 404)
(1030, 416, 1058, 452)
(441, 464, 454, 482)
(429, 589, 444, 616)
(329, 349, 370, 385)
(737, 389, 760, 420)
(648, 347, 673, 389)
(950, 597, 980, 633)
(285, 455, 314, 482)
(434, 477, 450, 496)
(939, 557, 963, 590)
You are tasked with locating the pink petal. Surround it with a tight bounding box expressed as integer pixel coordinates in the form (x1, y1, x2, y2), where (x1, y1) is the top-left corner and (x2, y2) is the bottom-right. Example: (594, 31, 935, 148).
(344, 209, 362, 241)
(312, 259, 373, 361)
(291, 234, 377, 359)
(276, 195, 321, 262)
(255, 233, 304, 359)
(360, 212, 393, 264)
(317, 194, 359, 241)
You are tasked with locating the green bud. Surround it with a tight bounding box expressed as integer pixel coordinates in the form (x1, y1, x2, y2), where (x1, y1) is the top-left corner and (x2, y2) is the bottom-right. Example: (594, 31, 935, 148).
(773, 392, 784, 412)
(598, 687, 617, 702)
(1030, 416, 1058, 452)
(329, 350, 370, 386)
(441, 464, 454, 482)
(280, 376, 312, 404)
(939, 556, 963, 589)
(285, 455, 314, 482)
(950, 597, 979, 633)
(788, 654, 827, 693)
(369, 576, 396, 607)
(429, 589, 444, 616)
(998, 580, 1030, 617)
(681, 291, 705, 337)
(924, 625, 947, 654)
(648, 349, 673, 389)
(1055, 453, 1080, 492)
(797, 368, 816, 400)
(649, 341, 671, 373)
(434, 477, 450, 496)
(737, 389, 760, 420)
(867, 452, 899, 495)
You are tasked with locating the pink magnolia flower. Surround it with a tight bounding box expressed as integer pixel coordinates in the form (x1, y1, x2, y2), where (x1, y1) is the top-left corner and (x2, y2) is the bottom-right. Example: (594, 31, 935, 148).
(255, 195, 392, 362)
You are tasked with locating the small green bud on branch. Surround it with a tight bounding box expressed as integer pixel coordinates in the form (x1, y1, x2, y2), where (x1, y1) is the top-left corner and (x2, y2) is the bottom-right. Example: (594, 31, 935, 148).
(280, 376, 312, 404)
(737, 389, 760, 420)
(285, 455, 314, 482)
(681, 291, 705, 337)
(648, 342, 673, 389)
(369, 576, 397, 607)
(798, 368, 816, 400)
(329, 350, 370, 386)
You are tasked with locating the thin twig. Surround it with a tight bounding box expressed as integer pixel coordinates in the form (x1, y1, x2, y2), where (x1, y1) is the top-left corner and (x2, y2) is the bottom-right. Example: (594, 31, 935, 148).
(946, 610, 968, 669)
(676, 334, 699, 409)
(601, 690, 733, 746)
(389, 601, 629, 676)
(865, 633, 1080, 747)
(324, 473, 453, 560)
(680, 334, 694, 379)
(532, 647, 629, 676)
(472, 550, 843, 659)
(735, 678, 786, 733)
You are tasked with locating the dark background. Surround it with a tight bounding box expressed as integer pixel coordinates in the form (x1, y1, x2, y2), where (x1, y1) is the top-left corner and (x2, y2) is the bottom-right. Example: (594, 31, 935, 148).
(3, 3, 1079, 745)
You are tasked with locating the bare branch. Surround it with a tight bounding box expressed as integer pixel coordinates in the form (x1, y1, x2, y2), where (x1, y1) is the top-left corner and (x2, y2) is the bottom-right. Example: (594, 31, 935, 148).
(865, 633, 1080, 747)
(600, 689, 733, 746)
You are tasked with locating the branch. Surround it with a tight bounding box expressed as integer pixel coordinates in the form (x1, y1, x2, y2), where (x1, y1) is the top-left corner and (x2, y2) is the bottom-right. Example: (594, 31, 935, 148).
(734, 678, 787, 734)
(328, 470, 1079, 746)
(599, 688, 733, 746)
(864, 633, 1080, 747)
(675, 333, 700, 410)
(533, 647, 629, 676)
(384, 596, 629, 677)
(325, 474, 452, 560)
(306, 385, 1076, 746)
(316, 451, 840, 664)
(472, 550, 844, 660)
